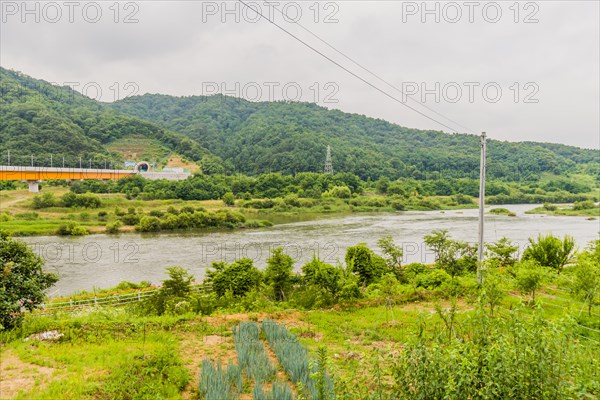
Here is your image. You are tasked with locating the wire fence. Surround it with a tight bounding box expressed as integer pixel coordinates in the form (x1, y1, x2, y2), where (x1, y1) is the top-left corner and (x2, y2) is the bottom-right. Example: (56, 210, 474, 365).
(33, 283, 212, 314)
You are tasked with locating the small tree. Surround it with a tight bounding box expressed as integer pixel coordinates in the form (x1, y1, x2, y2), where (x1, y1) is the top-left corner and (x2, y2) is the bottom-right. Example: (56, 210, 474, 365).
(377, 236, 403, 278)
(515, 260, 550, 304)
(0, 231, 58, 330)
(345, 243, 387, 285)
(481, 268, 507, 317)
(206, 258, 263, 298)
(222, 192, 235, 207)
(162, 266, 194, 298)
(522, 234, 576, 274)
(302, 256, 343, 298)
(424, 229, 451, 262)
(265, 247, 294, 301)
(486, 237, 519, 269)
(437, 241, 477, 279)
(570, 243, 600, 316)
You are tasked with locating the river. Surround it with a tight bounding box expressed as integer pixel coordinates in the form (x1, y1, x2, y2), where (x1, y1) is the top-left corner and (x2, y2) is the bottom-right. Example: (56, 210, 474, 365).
(22, 204, 599, 297)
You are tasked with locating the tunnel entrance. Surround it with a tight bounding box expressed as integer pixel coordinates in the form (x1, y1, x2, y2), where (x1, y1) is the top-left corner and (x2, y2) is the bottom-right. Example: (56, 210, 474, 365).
(134, 161, 150, 173)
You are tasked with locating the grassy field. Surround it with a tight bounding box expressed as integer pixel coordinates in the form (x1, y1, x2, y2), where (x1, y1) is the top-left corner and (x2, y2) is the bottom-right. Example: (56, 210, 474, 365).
(1, 285, 598, 399)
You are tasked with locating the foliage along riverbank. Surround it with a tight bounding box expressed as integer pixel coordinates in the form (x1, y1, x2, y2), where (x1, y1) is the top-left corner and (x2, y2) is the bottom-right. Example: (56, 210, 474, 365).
(0, 187, 478, 237)
(1, 230, 599, 399)
(525, 200, 600, 218)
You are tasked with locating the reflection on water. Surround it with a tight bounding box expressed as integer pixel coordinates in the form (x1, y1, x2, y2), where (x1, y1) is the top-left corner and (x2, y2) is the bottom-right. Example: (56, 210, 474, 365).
(23, 204, 599, 297)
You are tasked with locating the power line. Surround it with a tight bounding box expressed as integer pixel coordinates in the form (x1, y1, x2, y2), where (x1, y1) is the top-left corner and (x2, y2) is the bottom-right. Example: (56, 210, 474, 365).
(237, 0, 462, 133)
(267, 3, 475, 134)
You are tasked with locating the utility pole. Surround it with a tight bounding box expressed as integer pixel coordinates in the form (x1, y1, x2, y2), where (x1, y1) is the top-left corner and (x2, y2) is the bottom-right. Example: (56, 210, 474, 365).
(477, 132, 487, 285)
(7, 150, 10, 166)
(50, 155, 53, 168)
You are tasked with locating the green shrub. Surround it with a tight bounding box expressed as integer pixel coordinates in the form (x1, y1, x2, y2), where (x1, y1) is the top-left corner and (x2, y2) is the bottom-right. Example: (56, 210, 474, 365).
(31, 192, 57, 209)
(323, 185, 352, 199)
(393, 309, 591, 399)
(415, 269, 451, 289)
(222, 192, 235, 206)
(346, 243, 388, 285)
(522, 233, 576, 274)
(149, 209, 164, 217)
(57, 221, 88, 236)
(105, 220, 123, 234)
(206, 258, 263, 298)
(137, 216, 162, 232)
(573, 200, 596, 210)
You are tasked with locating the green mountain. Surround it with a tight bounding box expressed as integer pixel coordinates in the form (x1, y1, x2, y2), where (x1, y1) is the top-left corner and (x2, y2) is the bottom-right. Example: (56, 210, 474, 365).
(111, 94, 599, 181)
(0, 68, 216, 169)
(0, 67, 597, 182)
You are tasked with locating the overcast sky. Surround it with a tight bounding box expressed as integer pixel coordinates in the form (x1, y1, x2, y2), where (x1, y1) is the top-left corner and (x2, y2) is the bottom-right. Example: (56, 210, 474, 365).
(1, 0, 598, 149)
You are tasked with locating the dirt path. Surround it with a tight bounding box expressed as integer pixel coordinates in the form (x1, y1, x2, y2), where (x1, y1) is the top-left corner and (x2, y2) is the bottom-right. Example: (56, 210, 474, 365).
(0, 348, 56, 399)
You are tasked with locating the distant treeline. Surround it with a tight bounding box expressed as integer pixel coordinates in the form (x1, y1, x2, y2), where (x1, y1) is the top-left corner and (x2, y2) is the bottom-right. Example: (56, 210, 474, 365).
(64, 172, 598, 204)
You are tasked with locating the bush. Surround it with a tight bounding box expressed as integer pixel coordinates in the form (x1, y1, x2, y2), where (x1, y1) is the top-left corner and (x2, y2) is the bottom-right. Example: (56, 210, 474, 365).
(392, 309, 593, 399)
(57, 221, 89, 236)
(345, 243, 388, 285)
(223, 192, 235, 206)
(149, 209, 164, 217)
(543, 202, 557, 211)
(206, 258, 263, 298)
(62, 192, 102, 208)
(522, 233, 576, 274)
(105, 220, 123, 234)
(415, 269, 451, 289)
(137, 216, 162, 232)
(324, 185, 352, 199)
(0, 231, 58, 330)
(573, 200, 596, 210)
(31, 192, 57, 209)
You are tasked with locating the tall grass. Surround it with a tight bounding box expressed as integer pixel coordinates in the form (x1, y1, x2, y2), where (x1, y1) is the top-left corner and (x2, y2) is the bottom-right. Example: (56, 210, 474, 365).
(392, 308, 600, 399)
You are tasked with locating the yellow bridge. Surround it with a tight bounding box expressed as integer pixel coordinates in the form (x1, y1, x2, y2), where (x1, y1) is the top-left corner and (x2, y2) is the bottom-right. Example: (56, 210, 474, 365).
(0, 166, 136, 192)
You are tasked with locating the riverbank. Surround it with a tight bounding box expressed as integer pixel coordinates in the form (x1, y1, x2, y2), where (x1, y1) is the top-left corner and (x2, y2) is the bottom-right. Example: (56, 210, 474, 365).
(525, 201, 599, 218)
(0, 187, 477, 237)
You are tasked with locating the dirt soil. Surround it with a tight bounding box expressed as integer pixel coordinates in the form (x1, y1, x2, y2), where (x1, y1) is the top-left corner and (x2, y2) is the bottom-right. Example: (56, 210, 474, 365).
(0, 349, 57, 399)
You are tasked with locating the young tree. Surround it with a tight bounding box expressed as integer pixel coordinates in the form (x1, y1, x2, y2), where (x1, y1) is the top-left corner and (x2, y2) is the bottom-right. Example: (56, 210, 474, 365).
(222, 192, 235, 206)
(345, 243, 387, 285)
(515, 260, 550, 304)
(206, 258, 263, 298)
(570, 243, 600, 316)
(265, 247, 294, 301)
(486, 237, 519, 269)
(377, 236, 404, 278)
(162, 266, 194, 298)
(302, 256, 343, 298)
(481, 268, 507, 317)
(423, 229, 451, 262)
(0, 231, 58, 330)
(437, 240, 478, 279)
(522, 234, 576, 274)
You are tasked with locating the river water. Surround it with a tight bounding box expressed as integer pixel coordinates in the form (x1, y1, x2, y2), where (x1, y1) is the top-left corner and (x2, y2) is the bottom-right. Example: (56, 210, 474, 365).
(22, 204, 599, 297)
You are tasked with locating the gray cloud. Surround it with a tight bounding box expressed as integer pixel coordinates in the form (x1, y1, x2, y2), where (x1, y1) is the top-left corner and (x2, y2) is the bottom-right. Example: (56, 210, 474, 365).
(1, 0, 598, 148)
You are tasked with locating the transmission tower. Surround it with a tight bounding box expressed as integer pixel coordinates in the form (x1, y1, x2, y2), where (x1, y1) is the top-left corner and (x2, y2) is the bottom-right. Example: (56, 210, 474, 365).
(324, 145, 333, 174)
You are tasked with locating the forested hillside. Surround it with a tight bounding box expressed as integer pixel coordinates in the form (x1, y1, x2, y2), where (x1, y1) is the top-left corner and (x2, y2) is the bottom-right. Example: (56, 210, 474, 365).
(0, 68, 217, 168)
(0, 67, 597, 182)
(112, 94, 599, 180)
